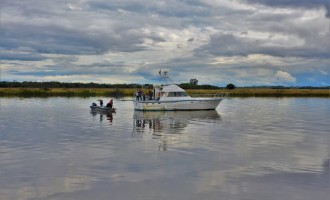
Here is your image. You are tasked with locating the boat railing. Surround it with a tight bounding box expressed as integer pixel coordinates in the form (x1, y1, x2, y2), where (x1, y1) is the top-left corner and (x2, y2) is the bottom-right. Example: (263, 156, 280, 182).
(190, 93, 229, 98)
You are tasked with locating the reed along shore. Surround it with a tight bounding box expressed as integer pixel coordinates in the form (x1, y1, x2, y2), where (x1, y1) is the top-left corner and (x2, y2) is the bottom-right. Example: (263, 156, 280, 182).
(0, 87, 329, 97)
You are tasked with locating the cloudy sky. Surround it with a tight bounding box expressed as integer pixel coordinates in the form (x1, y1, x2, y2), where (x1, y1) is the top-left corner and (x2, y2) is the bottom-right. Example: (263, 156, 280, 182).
(1, 0, 329, 86)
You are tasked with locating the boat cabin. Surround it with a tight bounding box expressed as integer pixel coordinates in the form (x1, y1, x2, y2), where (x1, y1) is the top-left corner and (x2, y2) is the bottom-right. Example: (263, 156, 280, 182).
(157, 85, 191, 100)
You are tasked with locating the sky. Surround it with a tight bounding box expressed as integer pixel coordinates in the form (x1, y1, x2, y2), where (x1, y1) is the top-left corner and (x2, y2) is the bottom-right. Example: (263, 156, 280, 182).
(0, 0, 329, 86)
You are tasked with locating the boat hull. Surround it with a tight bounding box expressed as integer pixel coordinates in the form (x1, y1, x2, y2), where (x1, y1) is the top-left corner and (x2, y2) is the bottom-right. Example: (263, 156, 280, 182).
(90, 106, 116, 112)
(133, 98, 222, 111)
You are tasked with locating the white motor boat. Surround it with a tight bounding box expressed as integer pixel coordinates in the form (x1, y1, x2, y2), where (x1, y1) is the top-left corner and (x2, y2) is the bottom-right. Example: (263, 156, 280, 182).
(133, 84, 223, 111)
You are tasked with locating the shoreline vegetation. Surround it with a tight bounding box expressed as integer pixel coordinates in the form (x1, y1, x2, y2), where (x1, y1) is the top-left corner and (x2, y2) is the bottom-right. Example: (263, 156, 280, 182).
(0, 87, 329, 98)
(0, 81, 329, 97)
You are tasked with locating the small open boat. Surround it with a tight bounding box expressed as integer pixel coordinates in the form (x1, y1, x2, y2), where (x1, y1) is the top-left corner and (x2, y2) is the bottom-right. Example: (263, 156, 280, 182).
(90, 105, 116, 112)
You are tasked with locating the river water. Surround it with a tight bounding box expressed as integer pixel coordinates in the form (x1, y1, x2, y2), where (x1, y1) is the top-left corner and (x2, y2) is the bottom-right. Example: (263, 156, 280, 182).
(0, 97, 329, 200)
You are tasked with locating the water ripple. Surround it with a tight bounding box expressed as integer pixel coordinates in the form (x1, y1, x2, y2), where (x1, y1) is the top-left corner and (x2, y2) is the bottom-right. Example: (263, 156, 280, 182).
(0, 97, 329, 200)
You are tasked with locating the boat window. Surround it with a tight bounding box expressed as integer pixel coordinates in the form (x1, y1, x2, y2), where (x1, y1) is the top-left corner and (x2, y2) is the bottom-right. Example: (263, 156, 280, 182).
(167, 92, 187, 97)
(167, 92, 175, 97)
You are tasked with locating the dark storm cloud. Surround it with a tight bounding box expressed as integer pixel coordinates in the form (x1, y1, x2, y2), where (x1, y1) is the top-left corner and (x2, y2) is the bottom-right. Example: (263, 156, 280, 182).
(9, 70, 60, 77)
(0, 22, 147, 55)
(88, 1, 146, 13)
(197, 32, 329, 58)
(0, 52, 47, 61)
(187, 38, 194, 42)
(1, 0, 168, 56)
(240, 0, 330, 17)
(9, 61, 129, 77)
(88, 0, 211, 18)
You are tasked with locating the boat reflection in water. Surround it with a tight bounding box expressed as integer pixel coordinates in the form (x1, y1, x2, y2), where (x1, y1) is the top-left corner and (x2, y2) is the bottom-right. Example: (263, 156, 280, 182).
(132, 110, 221, 151)
(90, 110, 114, 124)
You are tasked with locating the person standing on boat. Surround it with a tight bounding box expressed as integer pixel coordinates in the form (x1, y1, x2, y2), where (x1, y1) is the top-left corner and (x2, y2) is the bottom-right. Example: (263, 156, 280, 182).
(148, 89, 153, 100)
(138, 89, 142, 101)
(135, 89, 139, 101)
(106, 99, 113, 108)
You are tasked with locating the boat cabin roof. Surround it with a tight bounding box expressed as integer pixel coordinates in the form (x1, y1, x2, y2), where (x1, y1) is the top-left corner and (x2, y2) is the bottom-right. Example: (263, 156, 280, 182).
(161, 85, 185, 92)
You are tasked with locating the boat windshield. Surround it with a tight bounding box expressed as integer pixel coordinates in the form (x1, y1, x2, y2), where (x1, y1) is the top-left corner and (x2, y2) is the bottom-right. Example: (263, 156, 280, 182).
(167, 92, 188, 97)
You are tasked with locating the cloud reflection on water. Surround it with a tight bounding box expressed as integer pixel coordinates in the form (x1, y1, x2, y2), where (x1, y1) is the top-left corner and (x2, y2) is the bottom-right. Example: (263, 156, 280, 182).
(0, 98, 329, 200)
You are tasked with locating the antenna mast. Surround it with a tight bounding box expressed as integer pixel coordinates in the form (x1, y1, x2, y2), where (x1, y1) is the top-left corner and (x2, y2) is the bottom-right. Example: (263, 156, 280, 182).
(159, 69, 174, 85)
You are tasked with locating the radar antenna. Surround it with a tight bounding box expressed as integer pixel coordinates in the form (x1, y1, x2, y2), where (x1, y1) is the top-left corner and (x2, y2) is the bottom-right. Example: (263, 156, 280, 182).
(158, 69, 174, 84)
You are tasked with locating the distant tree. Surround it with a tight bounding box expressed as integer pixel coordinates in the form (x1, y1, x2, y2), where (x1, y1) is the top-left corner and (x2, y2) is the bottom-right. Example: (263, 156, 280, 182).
(179, 83, 219, 89)
(226, 83, 236, 90)
(190, 79, 198, 85)
(179, 83, 194, 89)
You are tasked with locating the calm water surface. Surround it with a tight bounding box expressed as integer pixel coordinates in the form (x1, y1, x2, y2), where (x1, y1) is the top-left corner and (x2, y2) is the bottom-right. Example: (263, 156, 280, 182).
(0, 97, 329, 200)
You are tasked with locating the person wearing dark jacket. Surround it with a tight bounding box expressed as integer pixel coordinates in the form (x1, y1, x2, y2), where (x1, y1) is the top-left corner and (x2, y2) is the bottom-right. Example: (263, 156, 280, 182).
(106, 99, 113, 108)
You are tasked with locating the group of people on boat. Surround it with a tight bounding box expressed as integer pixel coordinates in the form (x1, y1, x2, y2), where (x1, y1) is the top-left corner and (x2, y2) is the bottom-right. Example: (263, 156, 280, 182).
(135, 89, 154, 101)
(96, 99, 113, 108)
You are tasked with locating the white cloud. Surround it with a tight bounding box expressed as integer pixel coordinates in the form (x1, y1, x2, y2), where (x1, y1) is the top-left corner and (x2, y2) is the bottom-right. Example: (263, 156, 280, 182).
(319, 69, 328, 75)
(274, 71, 296, 83)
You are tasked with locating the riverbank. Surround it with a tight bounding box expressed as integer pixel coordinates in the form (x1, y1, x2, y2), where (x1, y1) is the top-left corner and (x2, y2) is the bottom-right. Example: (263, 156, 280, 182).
(188, 88, 330, 97)
(0, 87, 329, 97)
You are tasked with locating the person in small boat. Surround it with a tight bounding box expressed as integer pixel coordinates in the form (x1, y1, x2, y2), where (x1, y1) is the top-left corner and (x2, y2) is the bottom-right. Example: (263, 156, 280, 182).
(92, 102, 97, 107)
(97, 99, 103, 107)
(106, 99, 113, 108)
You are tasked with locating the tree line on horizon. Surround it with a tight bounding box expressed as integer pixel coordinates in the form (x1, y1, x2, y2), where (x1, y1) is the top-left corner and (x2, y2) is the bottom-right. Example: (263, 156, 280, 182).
(0, 81, 222, 89)
(0, 81, 328, 89)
